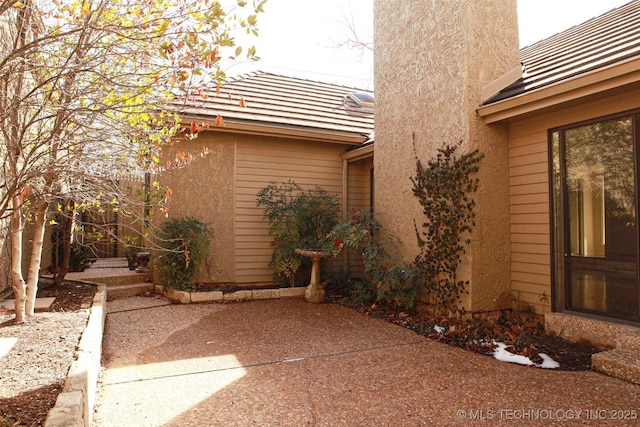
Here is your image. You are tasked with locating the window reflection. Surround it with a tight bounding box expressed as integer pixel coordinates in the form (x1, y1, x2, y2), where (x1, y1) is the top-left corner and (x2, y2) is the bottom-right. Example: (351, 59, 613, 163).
(552, 116, 638, 321)
(565, 117, 635, 259)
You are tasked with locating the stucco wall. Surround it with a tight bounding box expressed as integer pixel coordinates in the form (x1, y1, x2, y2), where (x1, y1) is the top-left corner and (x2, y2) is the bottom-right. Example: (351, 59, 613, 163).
(374, 0, 519, 312)
(156, 132, 236, 283)
(157, 131, 355, 286)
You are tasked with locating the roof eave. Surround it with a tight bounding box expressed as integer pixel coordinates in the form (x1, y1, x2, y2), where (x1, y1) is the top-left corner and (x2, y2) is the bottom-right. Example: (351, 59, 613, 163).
(181, 116, 369, 145)
(477, 56, 640, 124)
(342, 143, 374, 161)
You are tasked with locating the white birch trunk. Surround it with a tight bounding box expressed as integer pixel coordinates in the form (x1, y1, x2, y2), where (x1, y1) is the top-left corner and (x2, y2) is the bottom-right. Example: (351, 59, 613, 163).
(25, 201, 48, 315)
(10, 195, 26, 323)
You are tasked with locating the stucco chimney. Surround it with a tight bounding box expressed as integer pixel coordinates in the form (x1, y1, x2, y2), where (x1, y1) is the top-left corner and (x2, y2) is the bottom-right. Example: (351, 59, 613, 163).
(374, 0, 520, 313)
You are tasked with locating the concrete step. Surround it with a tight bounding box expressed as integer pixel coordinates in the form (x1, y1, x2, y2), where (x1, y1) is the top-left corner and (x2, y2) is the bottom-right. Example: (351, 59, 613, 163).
(545, 313, 640, 385)
(545, 312, 640, 349)
(616, 331, 640, 353)
(106, 283, 154, 300)
(66, 269, 150, 287)
(90, 258, 129, 269)
(592, 349, 640, 385)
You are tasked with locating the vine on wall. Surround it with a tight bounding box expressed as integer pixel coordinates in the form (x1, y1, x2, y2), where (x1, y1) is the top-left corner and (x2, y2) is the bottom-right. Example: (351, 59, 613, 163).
(411, 138, 483, 314)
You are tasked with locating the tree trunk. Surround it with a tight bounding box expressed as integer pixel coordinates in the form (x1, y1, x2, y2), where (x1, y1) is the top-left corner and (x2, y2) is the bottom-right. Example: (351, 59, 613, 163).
(10, 195, 26, 324)
(53, 199, 74, 286)
(25, 201, 48, 316)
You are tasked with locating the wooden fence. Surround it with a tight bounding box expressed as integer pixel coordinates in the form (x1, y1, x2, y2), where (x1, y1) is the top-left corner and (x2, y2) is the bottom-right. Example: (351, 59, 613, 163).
(77, 174, 148, 259)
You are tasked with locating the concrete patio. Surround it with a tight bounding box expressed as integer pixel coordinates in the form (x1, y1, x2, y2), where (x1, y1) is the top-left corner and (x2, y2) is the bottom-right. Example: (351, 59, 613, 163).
(91, 296, 640, 426)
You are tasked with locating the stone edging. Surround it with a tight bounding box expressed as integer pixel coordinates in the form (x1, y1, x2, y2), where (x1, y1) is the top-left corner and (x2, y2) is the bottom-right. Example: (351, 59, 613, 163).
(155, 284, 307, 303)
(44, 284, 107, 427)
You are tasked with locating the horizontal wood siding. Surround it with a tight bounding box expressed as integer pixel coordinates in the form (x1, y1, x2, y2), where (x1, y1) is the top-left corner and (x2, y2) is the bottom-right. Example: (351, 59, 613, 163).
(235, 136, 347, 284)
(347, 163, 366, 213)
(507, 87, 640, 315)
(345, 158, 373, 278)
(509, 126, 552, 314)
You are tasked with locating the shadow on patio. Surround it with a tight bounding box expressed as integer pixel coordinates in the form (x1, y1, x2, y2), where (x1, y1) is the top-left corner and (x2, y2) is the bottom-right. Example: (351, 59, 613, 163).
(93, 298, 640, 426)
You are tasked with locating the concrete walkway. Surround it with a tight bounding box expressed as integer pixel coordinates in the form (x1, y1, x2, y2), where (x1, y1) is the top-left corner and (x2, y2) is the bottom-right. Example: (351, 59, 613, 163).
(92, 297, 640, 426)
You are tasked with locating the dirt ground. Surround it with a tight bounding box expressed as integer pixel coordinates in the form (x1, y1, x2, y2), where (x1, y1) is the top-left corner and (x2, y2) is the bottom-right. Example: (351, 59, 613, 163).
(0, 282, 600, 426)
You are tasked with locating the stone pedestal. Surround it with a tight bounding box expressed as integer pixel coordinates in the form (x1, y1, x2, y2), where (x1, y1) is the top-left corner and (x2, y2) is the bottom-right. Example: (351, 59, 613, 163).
(295, 249, 327, 303)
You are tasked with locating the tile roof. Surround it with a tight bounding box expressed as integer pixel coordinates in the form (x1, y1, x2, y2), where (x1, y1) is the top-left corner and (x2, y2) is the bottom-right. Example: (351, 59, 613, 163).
(175, 72, 374, 143)
(487, 0, 640, 103)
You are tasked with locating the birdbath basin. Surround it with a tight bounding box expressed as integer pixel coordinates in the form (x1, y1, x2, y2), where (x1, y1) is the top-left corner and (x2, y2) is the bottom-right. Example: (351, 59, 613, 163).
(295, 249, 327, 303)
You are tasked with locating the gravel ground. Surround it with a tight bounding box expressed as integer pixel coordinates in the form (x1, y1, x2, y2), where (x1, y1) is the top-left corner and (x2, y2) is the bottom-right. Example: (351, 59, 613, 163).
(0, 282, 96, 426)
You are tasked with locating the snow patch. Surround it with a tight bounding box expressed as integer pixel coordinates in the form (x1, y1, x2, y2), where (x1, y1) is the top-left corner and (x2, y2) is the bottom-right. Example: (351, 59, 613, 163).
(492, 342, 560, 369)
(538, 353, 561, 369)
(493, 342, 534, 366)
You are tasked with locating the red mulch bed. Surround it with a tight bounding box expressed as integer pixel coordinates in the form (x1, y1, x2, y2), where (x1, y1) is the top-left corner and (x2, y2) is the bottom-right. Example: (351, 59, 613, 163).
(332, 297, 600, 371)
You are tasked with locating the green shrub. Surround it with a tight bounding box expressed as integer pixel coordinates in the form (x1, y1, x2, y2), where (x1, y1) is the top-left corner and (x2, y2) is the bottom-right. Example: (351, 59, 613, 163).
(256, 181, 339, 286)
(362, 234, 419, 310)
(350, 279, 374, 305)
(156, 217, 213, 291)
(374, 263, 419, 310)
(326, 210, 419, 310)
(322, 208, 376, 256)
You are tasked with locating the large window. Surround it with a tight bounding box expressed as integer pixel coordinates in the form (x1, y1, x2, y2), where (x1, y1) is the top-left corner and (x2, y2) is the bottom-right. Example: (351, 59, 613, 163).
(551, 113, 640, 322)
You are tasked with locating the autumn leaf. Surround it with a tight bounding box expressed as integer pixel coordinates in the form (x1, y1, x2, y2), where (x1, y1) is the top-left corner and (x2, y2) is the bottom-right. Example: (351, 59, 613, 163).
(164, 188, 173, 203)
(1, 0, 265, 319)
(239, 96, 247, 108)
(214, 114, 225, 127)
(158, 20, 170, 34)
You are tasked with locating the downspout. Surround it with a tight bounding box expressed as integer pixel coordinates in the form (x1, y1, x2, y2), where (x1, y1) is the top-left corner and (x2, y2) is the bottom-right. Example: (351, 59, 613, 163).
(342, 159, 348, 221)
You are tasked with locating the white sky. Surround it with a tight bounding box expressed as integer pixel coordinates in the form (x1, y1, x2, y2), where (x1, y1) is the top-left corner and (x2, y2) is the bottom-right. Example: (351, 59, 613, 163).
(225, 0, 632, 90)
